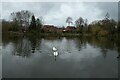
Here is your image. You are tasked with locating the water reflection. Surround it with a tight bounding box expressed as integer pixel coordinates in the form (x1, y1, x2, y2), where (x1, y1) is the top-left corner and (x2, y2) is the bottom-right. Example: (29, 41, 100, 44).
(2, 36, 120, 59)
(117, 48, 120, 59)
(116, 37, 120, 60)
(53, 51, 58, 61)
(2, 36, 119, 78)
(3, 36, 41, 57)
(101, 48, 108, 58)
(28, 36, 37, 53)
(14, 37, 32, 57)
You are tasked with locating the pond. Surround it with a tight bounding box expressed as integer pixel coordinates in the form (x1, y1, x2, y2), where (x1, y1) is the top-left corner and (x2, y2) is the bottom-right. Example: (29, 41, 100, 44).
(2, 36, 119, 78)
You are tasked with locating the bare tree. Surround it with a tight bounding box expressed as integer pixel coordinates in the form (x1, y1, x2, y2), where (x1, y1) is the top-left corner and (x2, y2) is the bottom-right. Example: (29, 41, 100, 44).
(75, 17, 84, 27)
(10, 10, 33, 28)
(66, 17, 73, 26)
(75, 17, 85, 33)
(105, 12, 110, 20)
(84, 18, 88, 27)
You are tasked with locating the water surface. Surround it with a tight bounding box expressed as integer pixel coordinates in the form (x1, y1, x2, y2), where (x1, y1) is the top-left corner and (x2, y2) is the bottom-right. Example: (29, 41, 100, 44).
(2, 36, 119, 78)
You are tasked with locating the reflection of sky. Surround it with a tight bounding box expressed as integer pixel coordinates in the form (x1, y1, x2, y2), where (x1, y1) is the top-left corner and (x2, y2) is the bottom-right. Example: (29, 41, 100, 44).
(43, 37, 101, 61)
(59, 44, 100, 60)
(2, 38, 118, 78)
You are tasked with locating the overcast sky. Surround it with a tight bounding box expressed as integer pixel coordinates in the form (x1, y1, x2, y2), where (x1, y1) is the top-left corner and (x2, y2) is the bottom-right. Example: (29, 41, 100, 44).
(2, 2, 118, 27)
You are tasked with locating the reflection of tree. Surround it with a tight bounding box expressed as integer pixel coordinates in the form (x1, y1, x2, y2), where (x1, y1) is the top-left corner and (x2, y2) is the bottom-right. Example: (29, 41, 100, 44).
(66, 39, 71, 52)
(30, 36, 42, 53)
(88, 37, 115, 50)
(28, 36, 37, 53)
(85, 37, 118, 59)
(74, 37, 87, 51)
(76, 38, 82, 51)
(116, 37, 120, 59)
(101, 48, 108, 58)
(117, 48, 120, 59)
(13, 37, 32, 57)
(42, 36, 63, 44)
(2, 35, 21, 47)
(12, 36, 41, 57)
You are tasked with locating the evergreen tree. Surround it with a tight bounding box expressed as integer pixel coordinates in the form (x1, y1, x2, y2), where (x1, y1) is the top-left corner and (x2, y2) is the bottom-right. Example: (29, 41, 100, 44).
(29, 15, 36, 30)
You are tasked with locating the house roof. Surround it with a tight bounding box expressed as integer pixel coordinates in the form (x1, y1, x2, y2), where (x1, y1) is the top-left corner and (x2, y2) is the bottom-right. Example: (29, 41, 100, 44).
(65, 26, 76, 31)
(66, 26, 76, 29)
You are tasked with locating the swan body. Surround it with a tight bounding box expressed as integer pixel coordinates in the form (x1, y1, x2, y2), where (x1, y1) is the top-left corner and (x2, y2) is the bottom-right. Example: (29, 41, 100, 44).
(53, 47, 57, 51)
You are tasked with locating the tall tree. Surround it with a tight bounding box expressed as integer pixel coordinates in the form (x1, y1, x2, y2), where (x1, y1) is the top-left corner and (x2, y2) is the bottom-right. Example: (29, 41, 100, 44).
(10, 10, 33, 28)
(29, 15, 36, 30)
(36, 17, 43, 32)
(84, 18, 88, 27)
(105, 12, 110, 20)
(75, 17, 84, 33)
(75, 17, 84, 27)
(102, 12, 117, 34)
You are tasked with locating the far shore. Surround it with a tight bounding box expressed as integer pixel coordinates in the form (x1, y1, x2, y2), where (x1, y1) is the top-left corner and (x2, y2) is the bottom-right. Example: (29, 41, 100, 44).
(2, 31, 120, 38)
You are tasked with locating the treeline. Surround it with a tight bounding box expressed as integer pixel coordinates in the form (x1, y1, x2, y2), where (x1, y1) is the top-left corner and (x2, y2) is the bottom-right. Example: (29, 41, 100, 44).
(2, 10, 43, 34)
(2, 10, 120, 36)
(66, 13, 119, 36)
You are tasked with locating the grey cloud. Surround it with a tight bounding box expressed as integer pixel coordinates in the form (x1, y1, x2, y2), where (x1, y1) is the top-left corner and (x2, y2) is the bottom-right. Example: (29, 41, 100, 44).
(2, 2, 118, 27)
(118, 1, 120, 21)
(95, 2, 118, 20)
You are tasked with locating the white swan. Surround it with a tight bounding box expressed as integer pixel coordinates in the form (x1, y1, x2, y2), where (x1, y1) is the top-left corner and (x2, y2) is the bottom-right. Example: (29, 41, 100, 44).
(53, 47, 57, 51)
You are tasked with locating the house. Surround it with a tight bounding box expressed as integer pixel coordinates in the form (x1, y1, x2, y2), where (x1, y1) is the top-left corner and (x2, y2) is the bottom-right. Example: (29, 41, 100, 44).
(42, 25, 77, 33)
(42, 24, 57, 33)
(64, 26, 76, 32)
(57, 28, 64, 33)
